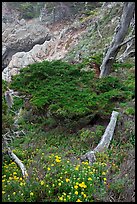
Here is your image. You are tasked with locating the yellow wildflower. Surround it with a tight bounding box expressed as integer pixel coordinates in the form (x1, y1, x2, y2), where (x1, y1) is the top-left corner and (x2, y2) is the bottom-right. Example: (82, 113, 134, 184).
(13, 176, 17, 180)
(88, 177, 92, 181)
(55, 158, 61, 163)
(66, 178, 70, 182)
(104, 181, 107, 184)
(79, 182, 87, 188)
(83, 194, 87, 198)
(2, 191, 5, 194)
(58, 183, 61, 186)
(13, 192, 16, 195)
(51, 164, 54, 166)
(20, 177, 23, 181)
(75, 191, 78, 195)
(13, 172, 17, 175)
(47, 167, 51, 171)
(75, 166, 79, 171)
(30, 192, 34, 196)
(103, 178, 107, 181)
(67, 195, 71, 199)
(40, 181, 45, 186)
(2, 180, 5, 182)
(20, 182, 24, 186)
(89, 171, 93, 174)
(59, 196, 63, 201)
(76, 199, 82, 202)
(102, 172, 106, 175)
(55, 155, 61, 159)
(74, 185, 78, 189)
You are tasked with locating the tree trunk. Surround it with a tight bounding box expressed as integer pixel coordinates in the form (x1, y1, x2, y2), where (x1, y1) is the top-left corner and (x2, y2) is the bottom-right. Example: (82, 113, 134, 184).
(99, 2, 135, 78)
(8, 148, 28, 178)
(81, 111, 119, 165)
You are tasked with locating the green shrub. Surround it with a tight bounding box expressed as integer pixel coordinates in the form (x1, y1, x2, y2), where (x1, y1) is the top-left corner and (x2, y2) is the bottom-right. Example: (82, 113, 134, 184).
(10, 60, 133, 127)
(124, 107, 134, 115)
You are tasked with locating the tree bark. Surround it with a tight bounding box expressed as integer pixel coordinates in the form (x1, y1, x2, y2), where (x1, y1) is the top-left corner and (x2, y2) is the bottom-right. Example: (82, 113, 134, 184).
(99, 2, 135, 78)
(8, 148, 28, 178)
(81, 111, 119, 165)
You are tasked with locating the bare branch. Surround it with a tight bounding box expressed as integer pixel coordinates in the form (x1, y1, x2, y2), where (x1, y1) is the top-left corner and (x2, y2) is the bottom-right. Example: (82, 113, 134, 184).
(81, 111, 119, 165)
(99, 2, 135, 78)
(8, 147, 28, 178)
(117, 37, 135, 63)
(118, 35, 135, 48)
(5, 90, 14, 108)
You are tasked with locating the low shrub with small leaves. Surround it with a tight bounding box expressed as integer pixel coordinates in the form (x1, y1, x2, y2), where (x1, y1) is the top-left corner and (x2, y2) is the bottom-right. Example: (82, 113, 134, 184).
(10, 60, 133, 128)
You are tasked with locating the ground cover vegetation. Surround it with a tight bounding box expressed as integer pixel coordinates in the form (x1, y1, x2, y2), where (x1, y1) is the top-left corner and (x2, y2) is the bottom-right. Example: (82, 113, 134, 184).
(2, 58, 135, 202)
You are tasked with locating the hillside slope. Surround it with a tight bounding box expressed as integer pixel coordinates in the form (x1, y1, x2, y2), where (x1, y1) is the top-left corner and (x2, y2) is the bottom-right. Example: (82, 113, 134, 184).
(2, 2, 135, 202)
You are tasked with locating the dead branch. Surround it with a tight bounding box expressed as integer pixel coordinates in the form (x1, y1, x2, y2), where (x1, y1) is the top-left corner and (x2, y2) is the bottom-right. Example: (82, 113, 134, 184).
(8, 147, 28, 178)
(99, 2, 135, 78)
(117, 39, 135, 63)
(118, 35, 135, 49)
(81, 111, 119, 165)
(5, 90, 13, 108)
(95, 21, 102, 39)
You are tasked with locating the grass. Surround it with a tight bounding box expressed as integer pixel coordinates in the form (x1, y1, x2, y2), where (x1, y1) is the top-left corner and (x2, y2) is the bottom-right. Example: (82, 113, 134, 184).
(2, 111, 134, 202)
(2, 126, 109, 202)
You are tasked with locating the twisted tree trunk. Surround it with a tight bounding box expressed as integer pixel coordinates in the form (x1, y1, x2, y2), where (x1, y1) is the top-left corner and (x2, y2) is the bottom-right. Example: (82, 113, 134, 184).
(99, 2, 135, 78)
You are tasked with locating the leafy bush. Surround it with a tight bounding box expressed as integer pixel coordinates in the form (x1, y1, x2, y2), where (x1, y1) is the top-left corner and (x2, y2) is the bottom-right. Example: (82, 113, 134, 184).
(124, 107, 134, 116)
(10, 60, 132, 127)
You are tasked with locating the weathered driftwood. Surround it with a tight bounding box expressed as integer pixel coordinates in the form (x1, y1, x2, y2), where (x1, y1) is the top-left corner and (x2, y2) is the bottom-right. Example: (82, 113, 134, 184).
(3, 87, 28, 178)
(81, 111, 119, 165)
(5, 90, 13, 108)
(8, 148, 28, 178)
(99, 2, 135, 78)
(117, 37, 135, 63)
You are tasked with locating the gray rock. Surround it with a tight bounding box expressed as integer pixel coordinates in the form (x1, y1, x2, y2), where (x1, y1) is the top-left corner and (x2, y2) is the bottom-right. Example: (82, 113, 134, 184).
(2, 18, 51, 70)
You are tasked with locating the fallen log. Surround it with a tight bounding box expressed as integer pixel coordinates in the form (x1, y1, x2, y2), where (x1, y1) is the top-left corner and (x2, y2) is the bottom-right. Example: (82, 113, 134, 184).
(81, 111, 119, 165)
(8, 148, 28, 178)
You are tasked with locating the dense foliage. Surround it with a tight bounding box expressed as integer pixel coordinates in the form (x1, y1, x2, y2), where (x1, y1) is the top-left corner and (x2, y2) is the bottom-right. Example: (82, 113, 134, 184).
(9, 60, 134, 129)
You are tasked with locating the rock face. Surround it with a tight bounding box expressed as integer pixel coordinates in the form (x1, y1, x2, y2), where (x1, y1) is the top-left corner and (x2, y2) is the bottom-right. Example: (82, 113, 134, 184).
(2, 18, 88, 82)
(2, 18, 51, 70)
